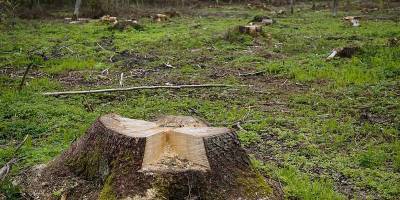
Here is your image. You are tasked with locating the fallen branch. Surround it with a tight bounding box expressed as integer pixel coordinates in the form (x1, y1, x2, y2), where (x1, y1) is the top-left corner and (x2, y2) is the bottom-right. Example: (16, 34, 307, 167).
(42, 84, 249, 96)
(97, 42, 107, 51)
(0, 158, 18, 181)
(0, 135, 29, 181)
(238, 71, 265, 76)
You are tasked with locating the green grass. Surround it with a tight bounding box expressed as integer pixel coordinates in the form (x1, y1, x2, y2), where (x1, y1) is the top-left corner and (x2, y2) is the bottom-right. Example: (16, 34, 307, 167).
(1, 4, 399, 199)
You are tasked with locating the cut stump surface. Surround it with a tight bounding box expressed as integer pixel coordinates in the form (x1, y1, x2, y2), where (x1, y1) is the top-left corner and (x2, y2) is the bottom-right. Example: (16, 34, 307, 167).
(18, 114, 282, 200)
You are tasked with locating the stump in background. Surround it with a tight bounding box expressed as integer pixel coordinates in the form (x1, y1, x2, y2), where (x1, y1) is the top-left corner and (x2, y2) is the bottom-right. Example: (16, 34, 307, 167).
(153, 14, 169, 22)
(343, 16, 361, 27)
(250, 15, 274, 26)
(100, 15, 118, 23)
(19, 114, 281, 200)
(110, 19, 143, 31)
(239, 25, 262, 36)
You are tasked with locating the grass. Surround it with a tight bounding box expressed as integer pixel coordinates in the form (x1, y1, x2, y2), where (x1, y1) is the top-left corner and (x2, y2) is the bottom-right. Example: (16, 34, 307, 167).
(1, 3, 399, 199)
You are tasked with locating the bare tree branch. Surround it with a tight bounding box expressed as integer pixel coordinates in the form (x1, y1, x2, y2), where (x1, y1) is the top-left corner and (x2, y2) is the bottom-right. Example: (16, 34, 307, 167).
(42, 84, 250, 96)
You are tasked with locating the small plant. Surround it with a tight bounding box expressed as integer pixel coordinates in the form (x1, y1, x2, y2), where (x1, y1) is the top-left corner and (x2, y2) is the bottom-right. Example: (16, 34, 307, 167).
(394, 153, 400, 172)
(0, 179, 22, 199)
(223, 26, 243, 43)
(238, 130, 261, 146)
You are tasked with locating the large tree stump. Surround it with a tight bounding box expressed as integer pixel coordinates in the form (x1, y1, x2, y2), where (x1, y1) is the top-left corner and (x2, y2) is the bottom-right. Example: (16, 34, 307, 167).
(19, 114, 281, 200)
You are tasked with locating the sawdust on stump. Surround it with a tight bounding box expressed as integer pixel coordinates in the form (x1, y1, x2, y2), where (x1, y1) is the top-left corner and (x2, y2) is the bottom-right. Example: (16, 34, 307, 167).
(17, 114, 282, 200)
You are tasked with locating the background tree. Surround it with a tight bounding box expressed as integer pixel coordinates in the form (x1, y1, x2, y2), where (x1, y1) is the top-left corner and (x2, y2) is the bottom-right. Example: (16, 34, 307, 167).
(290, 0, 294, 14)
(73, 0, 81, 20)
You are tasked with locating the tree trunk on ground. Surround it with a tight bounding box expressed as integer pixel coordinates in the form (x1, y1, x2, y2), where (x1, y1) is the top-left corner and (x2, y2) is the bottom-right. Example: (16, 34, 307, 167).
(312, 0, 316, 10)
(73, 0, 82, 20)
(333, 0, 338, 16)
(19, 114, 282, 200)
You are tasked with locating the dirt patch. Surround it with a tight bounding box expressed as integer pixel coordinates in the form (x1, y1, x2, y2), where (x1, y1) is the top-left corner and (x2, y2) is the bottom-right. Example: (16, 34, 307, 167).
(110, 50, 157, 68)
(240, 74, 309, 93)
(359, 106, 397, 125)
(96, 35, 116, 52)
(308, 167, 373, 199)
(57, 71, 112, 87)
(0, 66, 48, 79)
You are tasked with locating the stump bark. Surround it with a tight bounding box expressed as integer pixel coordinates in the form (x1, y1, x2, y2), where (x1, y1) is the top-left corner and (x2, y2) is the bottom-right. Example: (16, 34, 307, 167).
(19, 114, 281, 200)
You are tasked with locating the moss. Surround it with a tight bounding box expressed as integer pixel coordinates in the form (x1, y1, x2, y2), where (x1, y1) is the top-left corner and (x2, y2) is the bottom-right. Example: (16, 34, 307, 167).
(236, 171, 272, 199)
(52, 189, 63, 197)
(65, 144, 104, 179)
(98, 175, 117, 200)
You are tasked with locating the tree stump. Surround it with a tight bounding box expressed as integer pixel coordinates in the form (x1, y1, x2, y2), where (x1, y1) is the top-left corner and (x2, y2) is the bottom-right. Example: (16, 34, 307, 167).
(110, 20, 144, 31)
(100, 15, 118, 23)
(343, 16, 361, 27)
(153, 14, 169, 22)
(18, 114, 281, 200)
(239, 25, 262, 36)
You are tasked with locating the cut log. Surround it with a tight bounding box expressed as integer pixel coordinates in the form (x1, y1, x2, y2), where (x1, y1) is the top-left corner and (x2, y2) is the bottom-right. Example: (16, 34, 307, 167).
(239, 25, 262, 36)
(326, 46, 360, 60)
(18, 114, 281, 200)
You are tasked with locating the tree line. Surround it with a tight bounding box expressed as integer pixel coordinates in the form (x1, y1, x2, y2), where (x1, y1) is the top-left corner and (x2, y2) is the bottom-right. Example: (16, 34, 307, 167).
(0, 0, 396, 21)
